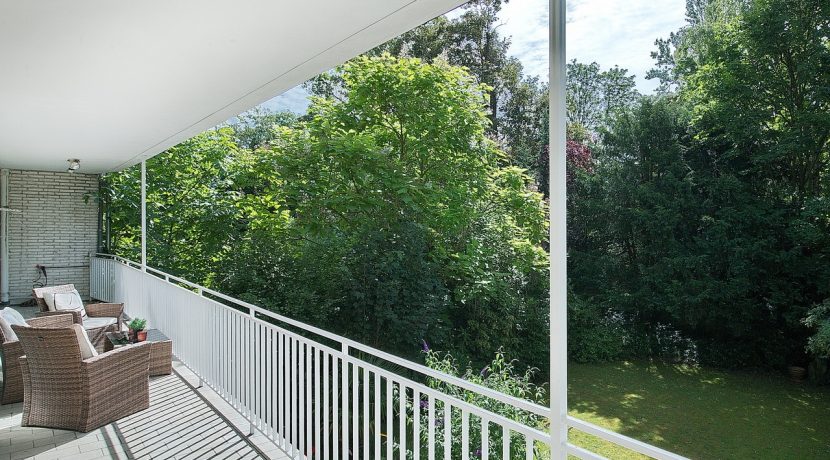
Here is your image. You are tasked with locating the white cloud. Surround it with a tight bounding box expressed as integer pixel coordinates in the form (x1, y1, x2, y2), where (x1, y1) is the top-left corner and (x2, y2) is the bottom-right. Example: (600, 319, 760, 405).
(500, 0, 687, 92)
(253, 0, 688, 116)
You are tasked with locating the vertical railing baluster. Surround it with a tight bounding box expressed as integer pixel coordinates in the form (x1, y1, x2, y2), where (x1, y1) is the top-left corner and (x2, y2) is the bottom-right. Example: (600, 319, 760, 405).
(503, 427, 511, 460)
(302, 339, 308, 456)
(315, 347, 321, 460)
(323, 351, 330, 460)
(306, 344, 313, 455)
(292, 337, 298, 454)
(428, 395, 435, 460)
(443, 402, 451, 460)
(278, 332, 284, 448)
(332, 355, 339, 460)
(342, 349, 349, 459)
(399, 383, 406, 460)
(462, 410, 470, 460)
(481, 417, 489, 460)
(363, 367, 369, 460)
(413, 389, 420, 460)
(352, 361, 359, 459)
(386, 377, 393, 460)
(374, 372, 381, 460)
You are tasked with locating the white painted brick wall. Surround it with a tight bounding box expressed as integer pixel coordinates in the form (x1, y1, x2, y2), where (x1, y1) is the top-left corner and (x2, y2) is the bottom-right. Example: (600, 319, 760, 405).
(6, 170, 99, 304)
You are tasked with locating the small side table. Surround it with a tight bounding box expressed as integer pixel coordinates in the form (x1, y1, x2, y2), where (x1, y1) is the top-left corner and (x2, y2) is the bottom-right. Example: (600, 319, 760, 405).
(105, 329, 173, 376)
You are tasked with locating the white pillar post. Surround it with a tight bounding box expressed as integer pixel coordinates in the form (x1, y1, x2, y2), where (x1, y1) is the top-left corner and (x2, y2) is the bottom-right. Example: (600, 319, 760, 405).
(141, 160, 147, 272)
(549, 0, 568, 458)
(0, 169, 9, 305)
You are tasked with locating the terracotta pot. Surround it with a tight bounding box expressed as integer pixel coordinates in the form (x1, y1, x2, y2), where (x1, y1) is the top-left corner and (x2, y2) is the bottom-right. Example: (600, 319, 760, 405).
(788, 366, 807, 382)
(137, 330, 148, 342)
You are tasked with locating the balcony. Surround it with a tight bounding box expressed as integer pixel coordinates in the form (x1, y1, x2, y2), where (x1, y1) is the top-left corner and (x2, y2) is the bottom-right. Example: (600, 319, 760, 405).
(0, 2, 689, 459)
(81, 254, 683, 460)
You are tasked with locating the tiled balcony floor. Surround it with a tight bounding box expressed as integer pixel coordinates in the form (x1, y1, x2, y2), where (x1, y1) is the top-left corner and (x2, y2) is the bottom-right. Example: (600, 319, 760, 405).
(0, 361, 288, 459)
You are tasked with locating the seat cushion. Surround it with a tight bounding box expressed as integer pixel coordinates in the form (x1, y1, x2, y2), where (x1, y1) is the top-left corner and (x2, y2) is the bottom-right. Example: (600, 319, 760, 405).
(0, 308, 28, 342)
(53, 289, 87, 317)
(83, 316, 117, 330)
(71, 324, 99, 360)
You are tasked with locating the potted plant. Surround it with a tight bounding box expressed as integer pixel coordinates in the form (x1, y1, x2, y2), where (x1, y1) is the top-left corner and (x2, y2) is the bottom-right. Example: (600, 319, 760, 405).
(128, 318, 148, 343)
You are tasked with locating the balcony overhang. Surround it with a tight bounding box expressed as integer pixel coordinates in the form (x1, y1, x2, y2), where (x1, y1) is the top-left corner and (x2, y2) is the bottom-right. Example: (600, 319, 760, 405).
(0, 0, 465, 173)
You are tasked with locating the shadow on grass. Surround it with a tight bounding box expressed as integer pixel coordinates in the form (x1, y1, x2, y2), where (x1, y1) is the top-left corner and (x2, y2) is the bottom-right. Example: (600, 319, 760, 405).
(568, 361, 830, 460)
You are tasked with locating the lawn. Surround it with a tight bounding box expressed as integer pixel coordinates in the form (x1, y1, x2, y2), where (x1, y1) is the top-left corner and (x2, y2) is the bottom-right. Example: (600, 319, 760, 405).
(567, 361, 830, 459)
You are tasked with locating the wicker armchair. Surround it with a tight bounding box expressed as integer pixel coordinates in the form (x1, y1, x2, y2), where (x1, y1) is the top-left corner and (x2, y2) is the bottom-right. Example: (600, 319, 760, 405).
(0, 314, 75, 405)
(12, 325, 151, 432)
(32, 284, 124, 351)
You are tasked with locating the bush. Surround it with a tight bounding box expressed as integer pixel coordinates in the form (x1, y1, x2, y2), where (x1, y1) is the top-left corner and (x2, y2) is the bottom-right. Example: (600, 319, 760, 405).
(567, 295, 633, 363)
(420, 348, 547, 460)
(804, 299, 830, 359)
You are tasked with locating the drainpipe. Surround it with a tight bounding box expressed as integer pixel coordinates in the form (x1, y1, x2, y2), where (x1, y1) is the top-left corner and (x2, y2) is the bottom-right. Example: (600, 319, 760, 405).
(1, 169, 9, 305)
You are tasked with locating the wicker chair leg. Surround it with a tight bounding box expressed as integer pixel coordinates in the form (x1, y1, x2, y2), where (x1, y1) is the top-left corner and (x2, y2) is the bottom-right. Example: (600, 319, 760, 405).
(19, 358, 32, 427)
(1, 343, 24, 405)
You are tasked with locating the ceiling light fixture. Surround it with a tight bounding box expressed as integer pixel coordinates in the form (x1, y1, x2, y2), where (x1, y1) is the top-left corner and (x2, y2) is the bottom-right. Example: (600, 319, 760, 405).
(67, 159, 80, 173)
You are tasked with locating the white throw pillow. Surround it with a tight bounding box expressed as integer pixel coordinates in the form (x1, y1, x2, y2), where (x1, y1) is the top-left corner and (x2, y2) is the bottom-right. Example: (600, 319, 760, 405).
(42, 292, 57, 311)
(53, 289, 86, 317)
(71, 324, 98, 360)
(0, 308, 28, 342)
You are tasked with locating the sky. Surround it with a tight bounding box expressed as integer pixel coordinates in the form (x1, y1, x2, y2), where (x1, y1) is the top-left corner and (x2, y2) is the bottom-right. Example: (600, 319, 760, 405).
(260, 0, 688, 114)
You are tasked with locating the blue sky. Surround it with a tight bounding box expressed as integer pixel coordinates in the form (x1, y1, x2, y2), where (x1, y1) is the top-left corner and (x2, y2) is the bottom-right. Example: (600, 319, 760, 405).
(260, 0, 688, 114)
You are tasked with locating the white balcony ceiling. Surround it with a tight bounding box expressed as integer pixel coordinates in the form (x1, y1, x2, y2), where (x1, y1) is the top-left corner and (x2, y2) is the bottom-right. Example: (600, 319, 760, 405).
(0, 0, 463, 173)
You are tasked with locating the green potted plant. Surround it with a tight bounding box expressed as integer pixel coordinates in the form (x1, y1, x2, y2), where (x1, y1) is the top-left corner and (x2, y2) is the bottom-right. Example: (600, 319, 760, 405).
(128, 318, 148, 343)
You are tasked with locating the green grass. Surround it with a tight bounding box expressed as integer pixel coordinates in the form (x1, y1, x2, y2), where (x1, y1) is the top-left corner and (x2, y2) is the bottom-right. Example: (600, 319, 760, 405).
(567, 361, 830, 459)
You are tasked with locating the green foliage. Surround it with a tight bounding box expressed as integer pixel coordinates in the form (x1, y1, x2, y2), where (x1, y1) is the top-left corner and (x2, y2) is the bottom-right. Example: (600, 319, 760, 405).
(422, 348, 547, 459)
(105, 55, 548, 370)
(568, 0, 830, 368)
(128, 318, 147, 331)
(568, 295, 638, 363)
(804, 300, 830, 358)
(566, 60, 639, 131)
(103, 128, 242, 283)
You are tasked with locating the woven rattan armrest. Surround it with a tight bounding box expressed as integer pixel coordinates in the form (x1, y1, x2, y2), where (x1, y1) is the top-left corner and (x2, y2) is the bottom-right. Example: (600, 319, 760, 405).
(83, 341, 150, 377)
(85, 303, 124, 318)
(86, 303, 124, 331)
(35, 310, 82, 324)
(27, 314, 75, 329)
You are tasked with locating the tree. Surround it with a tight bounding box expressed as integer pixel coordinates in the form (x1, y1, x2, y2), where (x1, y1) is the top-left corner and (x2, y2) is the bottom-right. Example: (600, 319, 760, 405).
(102, 129, 242, 284)
(231, 107, 297, 150)
(223, 55, 548, 365)
(566, 60, 639, 131)
(567, 0, 830, 367)
(349, 1, 548, 177)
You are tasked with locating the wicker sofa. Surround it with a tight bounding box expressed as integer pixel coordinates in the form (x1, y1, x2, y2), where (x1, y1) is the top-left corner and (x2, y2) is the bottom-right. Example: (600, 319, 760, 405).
(0, 313, 75, 405)
(11, 324, 151, 432)
(32, 284, 124, 351)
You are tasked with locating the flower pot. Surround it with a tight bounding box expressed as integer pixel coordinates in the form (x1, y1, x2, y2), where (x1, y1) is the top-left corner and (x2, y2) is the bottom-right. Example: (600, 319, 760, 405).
(788, 366, 807, 382)
(137, 330, 148, 342)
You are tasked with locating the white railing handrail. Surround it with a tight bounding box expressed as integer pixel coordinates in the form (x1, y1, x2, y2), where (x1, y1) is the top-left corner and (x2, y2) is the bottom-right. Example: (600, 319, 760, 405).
(568, 417, 687, 460)
(93, 253, 689, 460)
(94, 253, 550, 418)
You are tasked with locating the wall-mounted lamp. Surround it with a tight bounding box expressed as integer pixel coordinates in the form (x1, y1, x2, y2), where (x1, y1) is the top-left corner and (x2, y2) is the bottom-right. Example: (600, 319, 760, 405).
(67, 159, 80, 173)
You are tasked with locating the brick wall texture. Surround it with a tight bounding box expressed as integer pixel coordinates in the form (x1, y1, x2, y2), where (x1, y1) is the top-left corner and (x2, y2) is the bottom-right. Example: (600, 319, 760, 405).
(5, 170, 99, 304)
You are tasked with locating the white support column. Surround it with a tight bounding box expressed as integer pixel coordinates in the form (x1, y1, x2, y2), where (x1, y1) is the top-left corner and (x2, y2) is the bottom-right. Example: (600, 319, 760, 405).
(141, 160, 147, 272)
(0, 169, 9, 305)
(549, 0, 567, 458)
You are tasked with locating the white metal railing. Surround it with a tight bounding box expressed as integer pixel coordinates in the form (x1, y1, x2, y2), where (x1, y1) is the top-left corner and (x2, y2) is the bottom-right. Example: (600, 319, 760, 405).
(90, 254, 686, 460)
